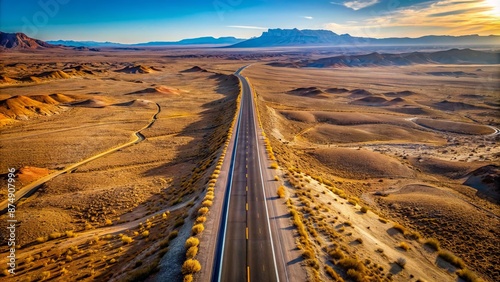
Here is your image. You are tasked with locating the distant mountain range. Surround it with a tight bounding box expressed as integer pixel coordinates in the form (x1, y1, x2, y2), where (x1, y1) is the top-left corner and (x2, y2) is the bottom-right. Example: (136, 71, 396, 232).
(46, 36, 244, 47)
(230, 28, 500, 48)
(269, 48, 500, 68)
(2, 29, 500, 50)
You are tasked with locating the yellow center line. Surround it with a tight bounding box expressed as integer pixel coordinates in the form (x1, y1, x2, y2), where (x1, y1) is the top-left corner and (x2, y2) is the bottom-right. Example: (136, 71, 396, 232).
(246, 227, 249, 239)
(246, 186, 248, 192)
(247, 266, 250, 282)
(246, 203, 248, 211)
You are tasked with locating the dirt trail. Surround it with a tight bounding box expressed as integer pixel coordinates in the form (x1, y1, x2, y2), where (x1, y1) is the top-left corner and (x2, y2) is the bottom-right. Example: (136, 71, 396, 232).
(0, 102, 161, 212)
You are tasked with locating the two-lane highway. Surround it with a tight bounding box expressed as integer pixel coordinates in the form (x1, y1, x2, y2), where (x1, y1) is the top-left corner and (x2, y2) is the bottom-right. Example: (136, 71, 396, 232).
(212, 67, 280, 282)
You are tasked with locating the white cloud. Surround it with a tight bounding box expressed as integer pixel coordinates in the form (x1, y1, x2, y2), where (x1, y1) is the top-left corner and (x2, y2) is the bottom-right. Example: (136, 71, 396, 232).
(343, 0, 380, 11)
(325, 0, 500, 37)
(302, 16, 314, 20)
(226, 25, 268, 30)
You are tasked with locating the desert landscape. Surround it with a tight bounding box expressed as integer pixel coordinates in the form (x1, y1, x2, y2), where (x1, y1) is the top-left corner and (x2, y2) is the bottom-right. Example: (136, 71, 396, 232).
(1, 1, 500, 281)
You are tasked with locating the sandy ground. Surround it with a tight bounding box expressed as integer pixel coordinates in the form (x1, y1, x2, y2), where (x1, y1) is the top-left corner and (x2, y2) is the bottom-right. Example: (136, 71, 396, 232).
(245, 63, 499, 281)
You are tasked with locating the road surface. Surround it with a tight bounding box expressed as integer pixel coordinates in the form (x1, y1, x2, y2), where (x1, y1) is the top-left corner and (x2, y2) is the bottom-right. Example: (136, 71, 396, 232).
(212, 67, 282, 282)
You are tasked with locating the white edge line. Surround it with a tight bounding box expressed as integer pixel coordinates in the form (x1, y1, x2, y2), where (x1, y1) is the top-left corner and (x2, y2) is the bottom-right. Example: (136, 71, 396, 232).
(217, 73, 245, 282)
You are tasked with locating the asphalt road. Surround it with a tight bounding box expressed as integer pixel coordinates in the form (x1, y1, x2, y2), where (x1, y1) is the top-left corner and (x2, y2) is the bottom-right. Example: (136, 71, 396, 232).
(213, 68, 280, 282)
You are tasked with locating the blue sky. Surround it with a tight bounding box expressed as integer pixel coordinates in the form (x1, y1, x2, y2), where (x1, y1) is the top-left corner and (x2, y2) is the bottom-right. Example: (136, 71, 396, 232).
(0, 0, 498, 43)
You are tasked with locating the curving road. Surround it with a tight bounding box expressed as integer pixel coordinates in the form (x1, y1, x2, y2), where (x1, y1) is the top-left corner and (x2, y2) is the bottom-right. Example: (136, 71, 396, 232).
(212, 67, 284, 282)
(0, 102, 161, 213)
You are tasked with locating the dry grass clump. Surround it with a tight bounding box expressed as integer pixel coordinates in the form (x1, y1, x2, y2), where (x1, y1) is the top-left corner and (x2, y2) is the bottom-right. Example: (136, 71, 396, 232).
(325, 265, 343, 281)
(277, 186, 286, 198)
(201, 200, 213, 207)
(198, 207, 209, 216)
(121, 235, 133, 244)
(360, 206, 369, 213)
(185, 237, 199, 248)
(438, 250, 465, 269)
(424, 238, 440, 251)
(195, 216, 207, 224)
(396, 257, 407, 268)
(338, 258, 365, 282)
(183, 274, 194, 282)
(186, 246, 198, 259)
(191, 224, 205, 235)
(456, 269, 483, 282)
(270, 162, 278, 169)
(48, 232, 62, 240)
(392, 223, 407, 235)
(398, 242, 411, 251)
(181, 259, 201, 275)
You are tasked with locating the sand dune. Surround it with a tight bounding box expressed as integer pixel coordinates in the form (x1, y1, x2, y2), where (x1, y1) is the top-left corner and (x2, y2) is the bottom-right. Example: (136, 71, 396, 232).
(351, 96, 388, 106)
(182, 66, 208, 72)
(311, 148, 414, 178)
(409, 157, 482, 179)
(287, 87, 328, 98)
(0, 95, 67, 119)
(303, 123, 441, 144)
(69, 98, 108, 108)
(432, 100, 487, 111)
(116, 65, 155, 74)
(113, 99, 156, 108)
(0, 75, 17, 84)
(128, 85, 183, 95)
(414, 118, 495, 135)
(384, 90, 416, 97)
(325, 87, 349, 94)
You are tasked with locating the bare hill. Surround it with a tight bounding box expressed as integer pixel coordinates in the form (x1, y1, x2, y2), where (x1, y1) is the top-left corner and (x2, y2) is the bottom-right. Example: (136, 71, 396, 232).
(0, 31, 55, 49)
(311, 148, 414, 179)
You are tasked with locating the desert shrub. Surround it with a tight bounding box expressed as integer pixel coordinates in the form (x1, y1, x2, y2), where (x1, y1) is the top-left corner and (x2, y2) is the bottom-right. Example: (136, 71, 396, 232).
(456, 269, 482, 282)
(328, 248, 345, 260)
(141, 230, 149, 238)
(198, 207, 209, 216)
(36, 237, 47, 243)
(168, 231, 179, 240)
(347, 198, 358, 205)
(65, 230, 75, 238)
(185, 237, 199, 248)
(396, 257, 407, 268)
(49, 232, 62, 240)
(347, 269, 365, 282)
(181, 259, 201, 275)
(195, 216, 207, 224)
(186, 246, 198, 259)
(338, 258, 365, 272)
(192, 224, 205, 235)
(277, 186, 286, 198)
(360, 206, 369, 213)
(274, 175, 279, 181)
(121, 235, 133, 244)
(202, 200, 213, 207)
(270, 163, 278, 169)
(378, 217, 388, 224)
(438, 250, 465, 269)
(398, 242, 411, 251)
(355, 238, 363, 244)
(302, 249, 314, 259)
(174, 218, 185, 227)
(204, 195, 214, 201)
(325, 265, 344, 281)
(183, 275, 193, 282)
(424, 238, 440, 251)
(105, 219, 113, 226)
(39, 271, 51, 280)
(392, 223, 407, 234)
